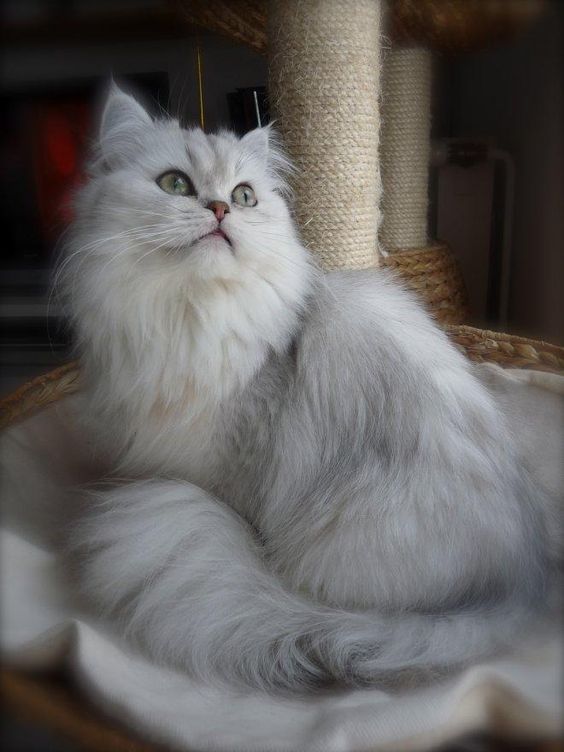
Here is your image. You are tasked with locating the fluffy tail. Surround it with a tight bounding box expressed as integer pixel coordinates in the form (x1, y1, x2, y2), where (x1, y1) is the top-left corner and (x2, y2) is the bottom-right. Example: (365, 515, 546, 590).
(71, 480, 544, 690)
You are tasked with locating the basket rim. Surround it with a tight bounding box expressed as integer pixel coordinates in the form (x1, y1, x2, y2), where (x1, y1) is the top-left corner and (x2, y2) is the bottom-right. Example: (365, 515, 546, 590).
(445, 324, 564, 357)
(0, 361, 79, 431)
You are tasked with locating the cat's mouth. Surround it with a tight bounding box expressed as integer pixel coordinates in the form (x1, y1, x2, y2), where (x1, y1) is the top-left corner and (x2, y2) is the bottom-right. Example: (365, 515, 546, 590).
(200, 228, 232, 246)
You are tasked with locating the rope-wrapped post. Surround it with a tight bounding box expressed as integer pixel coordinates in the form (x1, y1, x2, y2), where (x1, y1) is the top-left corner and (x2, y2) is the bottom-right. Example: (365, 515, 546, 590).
(380, 47, 432, 251)
(268, 0, 382, 270)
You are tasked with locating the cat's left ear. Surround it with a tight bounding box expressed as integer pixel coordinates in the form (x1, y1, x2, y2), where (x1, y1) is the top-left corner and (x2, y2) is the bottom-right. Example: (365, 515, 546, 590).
(239, 124, 293, 193)
(99, 83, 153, 166)
(240, 126, 270, 164)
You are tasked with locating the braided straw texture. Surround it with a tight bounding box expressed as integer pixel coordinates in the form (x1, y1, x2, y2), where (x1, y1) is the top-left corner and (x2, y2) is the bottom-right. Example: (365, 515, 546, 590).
(0, 361, 79, 431)
(380, 47, 432, 252)
(268, 0, 382, 270)
(382, 243, 468, 324)
(447, 326, 564, 373)
(174, 0, 543, 54)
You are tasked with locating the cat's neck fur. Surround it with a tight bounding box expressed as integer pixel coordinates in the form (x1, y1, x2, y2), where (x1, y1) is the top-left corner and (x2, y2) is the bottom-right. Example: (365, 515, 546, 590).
(77, 248, 313, 423)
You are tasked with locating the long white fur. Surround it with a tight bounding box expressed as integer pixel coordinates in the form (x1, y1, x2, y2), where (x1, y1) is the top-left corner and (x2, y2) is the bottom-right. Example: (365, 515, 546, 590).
(63, 86, 552, 691)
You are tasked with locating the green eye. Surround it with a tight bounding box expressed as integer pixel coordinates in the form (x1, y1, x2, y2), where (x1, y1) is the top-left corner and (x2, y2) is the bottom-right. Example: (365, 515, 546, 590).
(232, 183, 257, 207)
(157, 171, 194, 196)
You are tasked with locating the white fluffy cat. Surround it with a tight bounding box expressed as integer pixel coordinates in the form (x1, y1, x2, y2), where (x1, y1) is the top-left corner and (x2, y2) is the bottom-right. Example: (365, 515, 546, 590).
(61, 85, 552, 690)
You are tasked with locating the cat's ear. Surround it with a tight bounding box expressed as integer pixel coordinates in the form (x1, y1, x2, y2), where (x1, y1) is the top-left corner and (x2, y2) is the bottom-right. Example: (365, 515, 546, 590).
(240, 125, 294, 195)
(99, 83, 153, 166)
(240, 126, 270, 164)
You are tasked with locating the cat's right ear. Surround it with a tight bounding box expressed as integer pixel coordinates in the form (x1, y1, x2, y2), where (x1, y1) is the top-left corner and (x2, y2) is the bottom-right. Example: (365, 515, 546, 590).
(99, 83, 152, 167)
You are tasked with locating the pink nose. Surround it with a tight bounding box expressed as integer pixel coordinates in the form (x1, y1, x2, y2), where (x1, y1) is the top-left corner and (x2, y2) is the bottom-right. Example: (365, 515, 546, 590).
(207, 200, 230, 222)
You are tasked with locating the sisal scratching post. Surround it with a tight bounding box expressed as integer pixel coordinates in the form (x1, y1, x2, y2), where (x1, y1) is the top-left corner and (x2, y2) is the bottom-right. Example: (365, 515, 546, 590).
(268, 0, 382, 270)
(380, 47, 432, 252)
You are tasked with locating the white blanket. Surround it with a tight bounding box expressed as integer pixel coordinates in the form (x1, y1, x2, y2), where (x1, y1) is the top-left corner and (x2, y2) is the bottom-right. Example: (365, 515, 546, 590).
(1, 364, 563, 752)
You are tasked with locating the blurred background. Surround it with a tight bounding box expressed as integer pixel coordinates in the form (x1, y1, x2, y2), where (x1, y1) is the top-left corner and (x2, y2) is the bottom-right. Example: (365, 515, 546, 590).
(1, 0, 562, 399)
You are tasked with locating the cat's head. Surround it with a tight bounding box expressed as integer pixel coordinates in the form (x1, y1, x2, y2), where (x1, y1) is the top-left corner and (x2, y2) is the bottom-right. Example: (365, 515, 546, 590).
(69, 84, 309, 293)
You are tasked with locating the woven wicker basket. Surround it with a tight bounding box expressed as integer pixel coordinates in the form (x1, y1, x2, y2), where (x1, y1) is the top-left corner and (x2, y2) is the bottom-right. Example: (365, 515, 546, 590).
(382, 243, 469, 324)
(1, 325, 562, 749)
(1, 318, 562, 752)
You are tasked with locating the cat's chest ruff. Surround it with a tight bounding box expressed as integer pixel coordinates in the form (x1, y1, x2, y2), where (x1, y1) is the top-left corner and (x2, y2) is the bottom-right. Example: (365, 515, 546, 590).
(135, 392, 222, 482)
(113, 270, 304, 478)
(162, 282, 285, 398)
(137, 359, 263, 480)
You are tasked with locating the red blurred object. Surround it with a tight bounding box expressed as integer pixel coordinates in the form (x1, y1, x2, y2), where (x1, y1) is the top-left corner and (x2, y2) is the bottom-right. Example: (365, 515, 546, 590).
(32, 99, 91, 241)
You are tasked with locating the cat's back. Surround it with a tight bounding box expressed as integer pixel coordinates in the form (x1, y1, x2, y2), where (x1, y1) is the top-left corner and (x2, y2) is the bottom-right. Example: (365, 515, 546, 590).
(299, 268, 469, 389)
(292, 267, 503, 469)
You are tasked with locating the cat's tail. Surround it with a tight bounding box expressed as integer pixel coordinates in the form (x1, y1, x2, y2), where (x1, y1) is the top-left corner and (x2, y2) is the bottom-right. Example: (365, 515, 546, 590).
(72, 480, 546, 690)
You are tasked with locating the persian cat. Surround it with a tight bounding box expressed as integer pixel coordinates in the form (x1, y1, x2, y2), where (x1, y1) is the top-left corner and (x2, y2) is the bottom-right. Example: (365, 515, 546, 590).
(61, 85, 551, 691)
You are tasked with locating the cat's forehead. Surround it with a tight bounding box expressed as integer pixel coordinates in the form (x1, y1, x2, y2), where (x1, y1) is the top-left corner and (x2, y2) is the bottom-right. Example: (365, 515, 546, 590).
(183, 129, 248, 181)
